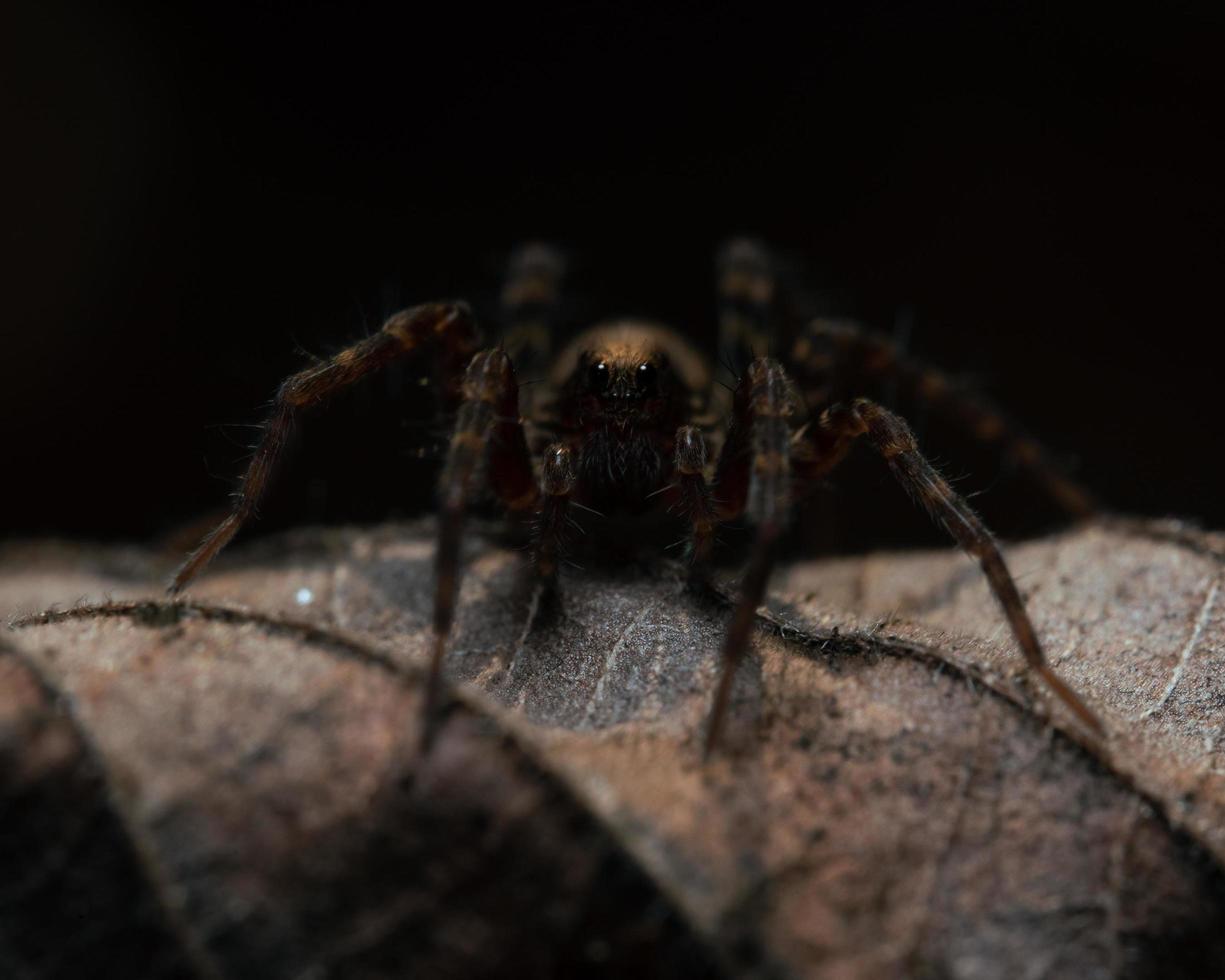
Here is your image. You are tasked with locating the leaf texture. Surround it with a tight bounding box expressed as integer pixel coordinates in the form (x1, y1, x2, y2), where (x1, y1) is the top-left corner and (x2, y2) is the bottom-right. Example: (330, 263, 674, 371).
(3, 518, 1224, 979)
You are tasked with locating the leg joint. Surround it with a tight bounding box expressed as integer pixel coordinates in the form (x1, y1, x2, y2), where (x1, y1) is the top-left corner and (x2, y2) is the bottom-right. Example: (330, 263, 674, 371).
(541, 443, 577, 497)
(675, 425, 708, 474)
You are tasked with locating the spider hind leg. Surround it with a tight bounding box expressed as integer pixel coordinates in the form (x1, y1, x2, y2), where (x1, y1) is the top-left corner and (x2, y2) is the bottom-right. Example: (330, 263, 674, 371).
(791, 318, 1097, 519)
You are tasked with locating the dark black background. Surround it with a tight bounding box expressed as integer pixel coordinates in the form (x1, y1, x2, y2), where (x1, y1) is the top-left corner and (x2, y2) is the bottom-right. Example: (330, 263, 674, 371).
(7, 1, 1224, 550)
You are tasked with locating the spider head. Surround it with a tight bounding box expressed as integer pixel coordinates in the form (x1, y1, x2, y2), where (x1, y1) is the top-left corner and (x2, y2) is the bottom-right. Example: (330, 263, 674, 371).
(576, 343, 672, 428)
(552, 321, 708, 434)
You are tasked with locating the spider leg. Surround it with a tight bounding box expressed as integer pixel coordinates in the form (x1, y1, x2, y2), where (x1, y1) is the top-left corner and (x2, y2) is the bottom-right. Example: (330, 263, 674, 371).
(532, 444, 577, 582)
(804, 397, 1104, 735)
(672, 426, 717, 565)
(427, 347, 539, 742)
(717, 238, 777, 369)
(791, 319, 1097, 518)
(168, 302, 479, 594)
(703, 358, 798, 757)
(501, 242, 567, 380)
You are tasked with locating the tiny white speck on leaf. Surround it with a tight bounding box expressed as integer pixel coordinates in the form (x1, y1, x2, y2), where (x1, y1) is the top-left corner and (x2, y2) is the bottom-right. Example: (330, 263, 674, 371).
(295, 588, 314, 606)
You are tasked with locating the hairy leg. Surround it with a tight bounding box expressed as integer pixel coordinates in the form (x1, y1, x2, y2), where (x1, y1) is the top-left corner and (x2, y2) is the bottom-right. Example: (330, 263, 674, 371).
(673, 425, 718, 566)
(427, 348, 538, 743)
(532, 444, 577, 582)
(805, 397, 1104, 734)
(169, 302, 479, 594)
(704, 357, 799, 756)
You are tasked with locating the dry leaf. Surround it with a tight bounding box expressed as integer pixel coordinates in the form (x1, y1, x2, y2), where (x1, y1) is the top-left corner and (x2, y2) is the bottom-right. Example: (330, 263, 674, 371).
(2, 517, 1224, 979)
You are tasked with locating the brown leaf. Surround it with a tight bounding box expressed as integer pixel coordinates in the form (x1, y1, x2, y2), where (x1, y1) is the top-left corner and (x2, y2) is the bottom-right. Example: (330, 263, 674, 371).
(3, 518, 1224, 979)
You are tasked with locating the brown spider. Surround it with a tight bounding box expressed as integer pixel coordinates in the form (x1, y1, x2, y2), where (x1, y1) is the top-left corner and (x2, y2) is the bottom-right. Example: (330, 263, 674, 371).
(169, 241, 1104, 753)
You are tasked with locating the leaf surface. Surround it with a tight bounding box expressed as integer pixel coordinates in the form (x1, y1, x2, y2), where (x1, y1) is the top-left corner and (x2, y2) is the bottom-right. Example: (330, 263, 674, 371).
(3, 518, 1224, 979)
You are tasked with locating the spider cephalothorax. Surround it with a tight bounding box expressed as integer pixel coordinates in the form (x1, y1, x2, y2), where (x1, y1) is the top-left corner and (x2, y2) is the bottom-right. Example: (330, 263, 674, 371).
(553, 324, 706, 510)
(170, 241, 1105, 755)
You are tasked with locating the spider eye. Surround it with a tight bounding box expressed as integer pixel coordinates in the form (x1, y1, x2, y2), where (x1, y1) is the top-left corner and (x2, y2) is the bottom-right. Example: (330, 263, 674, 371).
(588, 361, 609, 392)
(635, 362, 657, 392)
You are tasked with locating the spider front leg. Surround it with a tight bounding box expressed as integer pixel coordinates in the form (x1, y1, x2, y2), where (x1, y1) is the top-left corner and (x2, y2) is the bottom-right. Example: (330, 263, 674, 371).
(703, 358, 797, 757)
(805, 397, 1104, 735)
(532, 444, 577, 583)
(427, 348, 538, 743)
(674, 425, 717, 566)
(169, 302, 479, 594)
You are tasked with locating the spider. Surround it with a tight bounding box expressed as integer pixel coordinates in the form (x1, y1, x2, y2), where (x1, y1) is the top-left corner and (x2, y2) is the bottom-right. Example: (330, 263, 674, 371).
(169, 241, 1104, 753)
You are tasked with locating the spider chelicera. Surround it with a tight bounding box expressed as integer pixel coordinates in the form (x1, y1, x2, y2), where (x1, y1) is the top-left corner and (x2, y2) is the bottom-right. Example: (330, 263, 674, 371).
(169, 241, 1104, 753)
